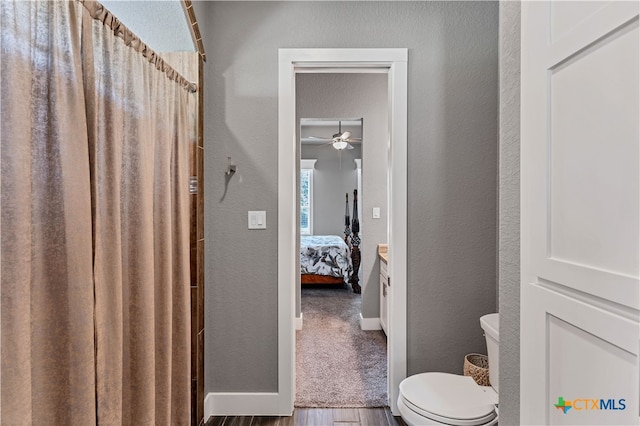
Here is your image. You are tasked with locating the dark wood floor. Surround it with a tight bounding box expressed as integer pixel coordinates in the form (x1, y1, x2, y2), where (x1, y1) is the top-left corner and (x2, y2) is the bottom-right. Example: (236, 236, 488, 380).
(205, 407, 407, 426)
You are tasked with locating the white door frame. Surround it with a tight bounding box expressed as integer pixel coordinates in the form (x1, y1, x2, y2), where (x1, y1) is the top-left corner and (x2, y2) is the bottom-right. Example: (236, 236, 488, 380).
(278, 48, 408, 415)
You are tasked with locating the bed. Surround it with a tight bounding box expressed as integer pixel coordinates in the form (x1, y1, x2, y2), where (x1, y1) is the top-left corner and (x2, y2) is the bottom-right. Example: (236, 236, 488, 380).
(300, 190, 361, 293)
(300, 235, 352, 286)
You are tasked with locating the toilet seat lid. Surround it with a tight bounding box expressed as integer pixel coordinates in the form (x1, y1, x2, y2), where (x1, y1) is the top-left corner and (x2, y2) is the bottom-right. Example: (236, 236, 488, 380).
(399, 372, 497, 421)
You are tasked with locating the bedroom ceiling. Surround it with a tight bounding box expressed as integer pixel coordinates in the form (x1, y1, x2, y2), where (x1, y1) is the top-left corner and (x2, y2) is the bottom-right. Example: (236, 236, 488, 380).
(301, 118, 363, 145)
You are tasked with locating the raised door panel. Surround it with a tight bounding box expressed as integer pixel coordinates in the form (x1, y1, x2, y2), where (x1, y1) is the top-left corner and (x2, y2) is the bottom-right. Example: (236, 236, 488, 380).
(528, 1, 639, 309)
(526, 283, 638, 425)
(548, 21, 638, 276)
(548, 315, 636, 425)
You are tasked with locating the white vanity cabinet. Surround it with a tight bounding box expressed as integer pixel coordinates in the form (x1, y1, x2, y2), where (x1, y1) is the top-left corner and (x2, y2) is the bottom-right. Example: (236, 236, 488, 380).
(379, 258, 389, 335)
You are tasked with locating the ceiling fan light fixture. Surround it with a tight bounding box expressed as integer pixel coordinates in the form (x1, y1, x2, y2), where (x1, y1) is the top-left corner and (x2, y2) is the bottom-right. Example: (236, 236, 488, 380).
(332, 140, 348, 150)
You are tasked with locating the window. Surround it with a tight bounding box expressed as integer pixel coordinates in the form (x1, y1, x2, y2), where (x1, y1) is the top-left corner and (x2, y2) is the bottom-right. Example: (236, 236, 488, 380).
(300, 160, 316, 235)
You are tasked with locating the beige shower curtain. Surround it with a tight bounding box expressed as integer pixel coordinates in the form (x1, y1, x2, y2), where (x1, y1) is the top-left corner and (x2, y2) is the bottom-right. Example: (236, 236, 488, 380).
(1, 1, 194, 424)
(1, 2, 96, 423)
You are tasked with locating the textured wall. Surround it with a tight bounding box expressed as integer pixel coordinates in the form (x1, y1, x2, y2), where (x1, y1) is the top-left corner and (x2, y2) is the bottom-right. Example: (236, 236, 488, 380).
(498, 2, 521, 424)
(300, 144, 361, 237)
(300, 145, 360, 237)
(297, 73, 388, 319)
(196, 1, 498, 393)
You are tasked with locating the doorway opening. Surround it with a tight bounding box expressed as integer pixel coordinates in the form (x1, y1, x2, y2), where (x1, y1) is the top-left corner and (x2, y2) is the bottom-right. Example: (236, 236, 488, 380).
(296, 112, 386, 407)
(278, 48, 407, 415)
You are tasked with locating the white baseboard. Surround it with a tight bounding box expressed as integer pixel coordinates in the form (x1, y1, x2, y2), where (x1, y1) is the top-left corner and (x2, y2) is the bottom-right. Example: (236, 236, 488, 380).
(360, 313, 382, 331)
(205, 392, 289, 417)
(295, 313, 303, 330)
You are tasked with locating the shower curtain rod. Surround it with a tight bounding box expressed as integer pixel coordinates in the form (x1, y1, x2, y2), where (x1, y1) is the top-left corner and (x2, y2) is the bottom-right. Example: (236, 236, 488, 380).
(182, 0, 206, 62)
(80, 0, 199, 93)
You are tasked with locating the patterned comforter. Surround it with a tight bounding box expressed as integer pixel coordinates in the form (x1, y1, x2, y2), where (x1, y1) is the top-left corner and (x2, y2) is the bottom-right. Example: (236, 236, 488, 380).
(300, 235, 352, 282)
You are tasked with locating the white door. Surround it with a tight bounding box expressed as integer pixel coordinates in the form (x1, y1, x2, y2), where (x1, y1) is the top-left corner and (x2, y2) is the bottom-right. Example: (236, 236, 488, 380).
(521, 2, 639, 425)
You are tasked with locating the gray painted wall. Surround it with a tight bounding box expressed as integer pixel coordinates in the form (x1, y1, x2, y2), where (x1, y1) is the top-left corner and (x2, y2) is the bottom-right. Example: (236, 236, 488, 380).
(196, 1, 498, 394)
(300, 144, 361, 237)
(297, 73, 388, 319)
(498, 2, 521, 424)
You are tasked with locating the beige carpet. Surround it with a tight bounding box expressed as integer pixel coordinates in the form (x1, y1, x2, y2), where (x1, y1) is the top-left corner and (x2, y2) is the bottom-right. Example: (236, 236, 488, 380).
(295, 286, 388, 408)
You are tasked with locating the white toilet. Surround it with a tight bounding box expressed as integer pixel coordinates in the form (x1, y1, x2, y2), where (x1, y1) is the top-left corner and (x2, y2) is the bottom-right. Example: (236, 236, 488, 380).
(397, 313, 500, 426)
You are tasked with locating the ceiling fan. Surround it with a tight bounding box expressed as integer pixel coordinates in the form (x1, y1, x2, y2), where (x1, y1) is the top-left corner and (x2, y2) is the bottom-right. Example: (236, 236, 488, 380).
(306, 121, 361, 150)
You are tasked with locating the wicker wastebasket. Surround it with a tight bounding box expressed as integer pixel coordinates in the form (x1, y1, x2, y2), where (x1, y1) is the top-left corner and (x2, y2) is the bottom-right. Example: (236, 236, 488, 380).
(463, 353, 490, 386)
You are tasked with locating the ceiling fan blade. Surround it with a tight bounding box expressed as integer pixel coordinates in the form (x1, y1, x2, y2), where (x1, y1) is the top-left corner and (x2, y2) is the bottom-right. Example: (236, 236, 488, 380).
(341, 131, 352, 139)
(302, 137, 333, 144)
(344, 138, 361, 143)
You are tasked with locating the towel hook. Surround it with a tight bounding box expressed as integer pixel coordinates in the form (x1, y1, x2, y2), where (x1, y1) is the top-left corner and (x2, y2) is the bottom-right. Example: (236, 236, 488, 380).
(226, 156, 236, 176)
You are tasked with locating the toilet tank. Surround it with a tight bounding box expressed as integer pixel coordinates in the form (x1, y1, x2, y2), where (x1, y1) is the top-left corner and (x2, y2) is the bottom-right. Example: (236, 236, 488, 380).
(480, 313, 499, 391)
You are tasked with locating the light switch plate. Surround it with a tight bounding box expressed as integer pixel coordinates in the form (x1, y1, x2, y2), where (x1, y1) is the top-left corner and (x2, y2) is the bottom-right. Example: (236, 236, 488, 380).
(372, 207, 381, 219)
(248, 211, 266, 229)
